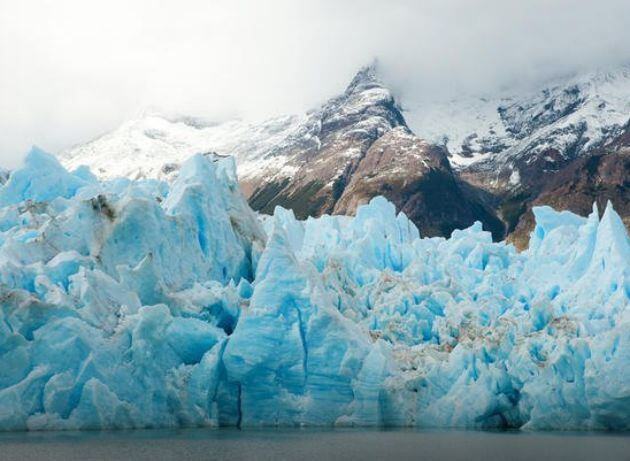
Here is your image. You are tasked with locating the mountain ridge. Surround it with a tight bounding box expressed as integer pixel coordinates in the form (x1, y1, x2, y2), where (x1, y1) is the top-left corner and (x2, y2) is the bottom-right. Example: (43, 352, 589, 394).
(59, 64, 630, 245)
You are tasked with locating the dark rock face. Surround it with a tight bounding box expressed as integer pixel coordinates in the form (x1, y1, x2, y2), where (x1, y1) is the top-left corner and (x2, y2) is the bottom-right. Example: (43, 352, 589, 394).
(245, 65, 503, 239)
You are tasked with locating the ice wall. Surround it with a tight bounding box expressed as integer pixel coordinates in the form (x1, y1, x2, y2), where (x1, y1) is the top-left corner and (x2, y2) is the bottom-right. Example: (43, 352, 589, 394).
(0, 149, 628, 431)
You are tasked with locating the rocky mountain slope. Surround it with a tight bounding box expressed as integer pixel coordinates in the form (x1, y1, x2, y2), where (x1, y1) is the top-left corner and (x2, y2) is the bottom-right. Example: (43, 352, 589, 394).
(60, 64, 629, 245)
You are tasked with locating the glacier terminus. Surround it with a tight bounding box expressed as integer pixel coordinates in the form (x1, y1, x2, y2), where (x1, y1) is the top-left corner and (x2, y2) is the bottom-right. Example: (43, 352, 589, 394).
(0, 148, 628, 431)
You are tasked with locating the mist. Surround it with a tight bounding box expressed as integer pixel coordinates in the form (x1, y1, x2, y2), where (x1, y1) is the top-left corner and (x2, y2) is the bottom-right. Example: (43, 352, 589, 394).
(1, 0, 629, 168)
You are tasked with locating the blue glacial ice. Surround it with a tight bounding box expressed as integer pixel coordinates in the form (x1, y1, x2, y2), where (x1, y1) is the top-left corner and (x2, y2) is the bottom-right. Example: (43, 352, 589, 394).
(0, 148, 628, 431)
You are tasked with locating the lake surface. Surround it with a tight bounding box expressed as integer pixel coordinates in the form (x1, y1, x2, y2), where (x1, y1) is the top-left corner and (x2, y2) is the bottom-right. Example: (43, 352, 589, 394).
(0, 428, 628, 461)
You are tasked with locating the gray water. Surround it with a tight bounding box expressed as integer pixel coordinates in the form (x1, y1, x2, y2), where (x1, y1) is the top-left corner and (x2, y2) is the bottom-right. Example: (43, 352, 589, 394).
(0, 428, 628, 461)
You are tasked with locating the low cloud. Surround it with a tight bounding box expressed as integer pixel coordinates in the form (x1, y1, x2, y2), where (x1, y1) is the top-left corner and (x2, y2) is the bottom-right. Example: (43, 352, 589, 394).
(1, 0, 629, 167)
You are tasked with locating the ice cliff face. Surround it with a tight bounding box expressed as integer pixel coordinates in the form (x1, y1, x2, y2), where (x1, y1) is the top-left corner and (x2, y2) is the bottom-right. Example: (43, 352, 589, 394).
(0, 150, 629, 431)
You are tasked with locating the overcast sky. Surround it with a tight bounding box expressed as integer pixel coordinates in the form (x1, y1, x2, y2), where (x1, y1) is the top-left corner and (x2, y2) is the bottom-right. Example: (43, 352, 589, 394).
(1, 0, 629, 168)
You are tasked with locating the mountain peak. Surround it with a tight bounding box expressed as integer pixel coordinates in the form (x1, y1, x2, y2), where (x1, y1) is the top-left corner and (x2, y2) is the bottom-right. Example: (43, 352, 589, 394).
(345, 60, 383, 95)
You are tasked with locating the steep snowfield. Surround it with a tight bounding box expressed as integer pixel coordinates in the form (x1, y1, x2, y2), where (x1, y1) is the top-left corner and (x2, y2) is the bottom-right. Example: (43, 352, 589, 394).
(405, 94, 511, 167)
(1, 150, 629, 431)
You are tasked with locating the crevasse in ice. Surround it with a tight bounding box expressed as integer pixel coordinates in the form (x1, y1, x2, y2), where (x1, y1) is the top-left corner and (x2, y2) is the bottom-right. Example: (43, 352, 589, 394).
(0, 148, 628, 431)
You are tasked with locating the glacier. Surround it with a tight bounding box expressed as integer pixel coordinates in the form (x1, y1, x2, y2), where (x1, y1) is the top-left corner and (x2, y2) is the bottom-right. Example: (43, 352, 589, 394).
(0, 147, 629, 431)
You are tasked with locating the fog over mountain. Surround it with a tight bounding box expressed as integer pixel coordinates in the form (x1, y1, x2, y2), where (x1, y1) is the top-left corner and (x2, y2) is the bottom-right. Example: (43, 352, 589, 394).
(1, 0, 629, 168)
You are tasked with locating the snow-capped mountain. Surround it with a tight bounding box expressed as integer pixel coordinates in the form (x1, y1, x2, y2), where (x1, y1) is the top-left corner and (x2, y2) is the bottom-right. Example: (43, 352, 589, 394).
(408, 65, 630, 192)
(61, 63, 629, 245)
(403, 65, 630, 245)
(62, 65, 503, 239)
(61, 65, 408, 192)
